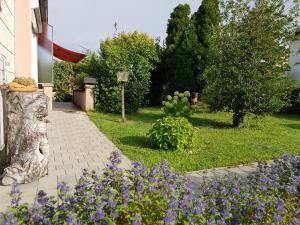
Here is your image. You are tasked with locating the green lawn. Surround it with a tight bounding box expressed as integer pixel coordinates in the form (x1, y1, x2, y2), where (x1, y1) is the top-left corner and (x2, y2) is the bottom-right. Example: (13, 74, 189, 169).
(88, 108, 300, 172)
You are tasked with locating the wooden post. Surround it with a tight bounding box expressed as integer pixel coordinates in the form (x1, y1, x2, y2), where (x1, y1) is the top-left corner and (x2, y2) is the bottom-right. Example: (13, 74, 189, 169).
(121, 82, 125, 122)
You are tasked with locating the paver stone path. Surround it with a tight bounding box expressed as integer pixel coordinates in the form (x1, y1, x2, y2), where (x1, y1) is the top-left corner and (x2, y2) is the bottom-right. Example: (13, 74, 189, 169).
(0, 103, 130, 211)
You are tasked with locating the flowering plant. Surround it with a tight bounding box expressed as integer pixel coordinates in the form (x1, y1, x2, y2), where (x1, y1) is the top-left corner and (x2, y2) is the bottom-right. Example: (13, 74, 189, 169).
(162, 91, 194, 118)
(0, 153, 299, 225)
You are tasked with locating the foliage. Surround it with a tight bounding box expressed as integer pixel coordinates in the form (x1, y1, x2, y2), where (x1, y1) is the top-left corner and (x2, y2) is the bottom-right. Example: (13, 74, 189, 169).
(97, 31, 159, 113)
(53, 61, 75, 102)
(203, 0, 299, 127)
(0, 152, 200, 225)
(162, 91, 194, 117)
(165, 4, 202, 93)
(192, 0, 221, 90)
(284, 84, 300, 114)
(148, 116, 194, 151)
(146, 40, 168, 106)
(193, 0, 221, 50)
(1, 153, 300, 224)
(88, 107, 300, 172)
(12, 77, 36, 86)
(53, 61, 88, 102)
(73, 72, 88, 91)
(197, 154, 300, 224)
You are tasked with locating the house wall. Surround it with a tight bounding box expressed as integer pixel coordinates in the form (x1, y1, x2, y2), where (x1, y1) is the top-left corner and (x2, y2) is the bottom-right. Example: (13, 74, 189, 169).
(0, 0, 15, 166)
(31, 0, 39, 83)
(0, 0, 15, 82)
(288, 38, 300, 84)
(15, 0, 32, 78)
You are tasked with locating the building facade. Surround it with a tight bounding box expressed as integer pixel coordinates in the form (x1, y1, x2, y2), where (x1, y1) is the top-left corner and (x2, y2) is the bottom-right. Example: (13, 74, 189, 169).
(0, 0, 15, 162)
(288, 32, 300, 84)
(0, 0, 15, 83)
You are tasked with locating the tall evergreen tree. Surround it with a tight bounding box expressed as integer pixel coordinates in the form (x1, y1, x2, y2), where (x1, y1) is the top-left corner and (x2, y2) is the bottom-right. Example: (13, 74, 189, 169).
(193, 0, 221, 91)
(193, 0, 221, 49)
(165, 4, 201, 93)
(166, 4, 191, 50)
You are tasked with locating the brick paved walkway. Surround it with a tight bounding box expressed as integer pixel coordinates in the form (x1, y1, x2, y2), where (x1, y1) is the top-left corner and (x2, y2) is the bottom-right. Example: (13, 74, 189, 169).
(186, 162, 260, 190)
(0, 103, 130, 211)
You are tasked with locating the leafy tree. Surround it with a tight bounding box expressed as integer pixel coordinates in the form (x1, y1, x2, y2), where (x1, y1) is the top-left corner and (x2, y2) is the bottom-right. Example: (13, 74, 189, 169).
(165, 4, 202, 93)
(203, 0, 299, 127)
(97, 31, 159, 113)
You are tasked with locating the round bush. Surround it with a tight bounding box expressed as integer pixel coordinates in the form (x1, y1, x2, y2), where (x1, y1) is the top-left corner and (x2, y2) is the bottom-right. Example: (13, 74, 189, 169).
(148, 116, 194, 151)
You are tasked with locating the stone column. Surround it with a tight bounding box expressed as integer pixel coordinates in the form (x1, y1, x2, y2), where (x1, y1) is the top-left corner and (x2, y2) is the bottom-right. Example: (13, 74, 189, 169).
(84, 84, 95, 111)
(0, 92, 49, 185)
(41, 83, 53, 111)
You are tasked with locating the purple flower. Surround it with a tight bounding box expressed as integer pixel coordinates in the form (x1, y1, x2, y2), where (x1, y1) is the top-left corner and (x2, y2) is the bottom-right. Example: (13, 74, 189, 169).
(275, 198, 285, 213)
(292, 217, 300, 225)
(108, 191, 117, 208)
(132, 214, 142, 225)
(109, 151, 121, 165)
(272, 212, 283, 223)
(232, 187, 240, 194)
(37, 190, 48, 206)
(148, 185, 156, 193)
(10, 184, 21, 208)
(163, 209, 176, 224)
(136, 177, 144, 193)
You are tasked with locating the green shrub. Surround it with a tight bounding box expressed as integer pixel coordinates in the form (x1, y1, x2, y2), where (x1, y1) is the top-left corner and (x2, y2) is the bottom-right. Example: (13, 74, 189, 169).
(162, 91, 194, 117)
(73, 72, 88, 91)
(53, 61, 75, 102)
(284, 85, 300, 114)
(96, 32, 159, 113)
(148, 116, 193, 151)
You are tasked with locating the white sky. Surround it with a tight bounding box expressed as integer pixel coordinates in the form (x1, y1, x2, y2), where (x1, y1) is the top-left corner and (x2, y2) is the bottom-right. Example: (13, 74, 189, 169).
(49, 0, 200, 52)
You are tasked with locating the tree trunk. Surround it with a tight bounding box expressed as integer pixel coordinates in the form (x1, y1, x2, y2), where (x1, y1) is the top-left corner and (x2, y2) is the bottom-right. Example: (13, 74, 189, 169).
(233, 110, 245, 128)
(1, 92, 49, 185)
(191, 92, 198, 105)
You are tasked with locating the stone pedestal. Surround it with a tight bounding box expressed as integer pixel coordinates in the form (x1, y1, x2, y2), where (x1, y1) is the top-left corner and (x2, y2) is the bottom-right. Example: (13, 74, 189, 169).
(0, 92, 49, 185)
(39, 83, 53, 111)
(73, 84, 95, 111)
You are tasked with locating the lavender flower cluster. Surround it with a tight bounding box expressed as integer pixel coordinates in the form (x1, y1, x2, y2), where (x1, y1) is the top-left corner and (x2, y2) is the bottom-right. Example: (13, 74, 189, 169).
(0, 153, 299, 225)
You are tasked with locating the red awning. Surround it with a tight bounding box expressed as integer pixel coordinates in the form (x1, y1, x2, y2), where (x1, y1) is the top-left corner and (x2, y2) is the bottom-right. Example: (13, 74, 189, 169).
(38, 34, 86, 63)
(53, 43, 86, 63)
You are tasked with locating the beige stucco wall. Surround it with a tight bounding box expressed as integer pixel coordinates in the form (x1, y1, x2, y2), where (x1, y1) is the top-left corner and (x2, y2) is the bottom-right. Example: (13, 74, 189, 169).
(15, 0, 32, 78)
(0, 0, 15, 82)
(73, 85, 95, 111)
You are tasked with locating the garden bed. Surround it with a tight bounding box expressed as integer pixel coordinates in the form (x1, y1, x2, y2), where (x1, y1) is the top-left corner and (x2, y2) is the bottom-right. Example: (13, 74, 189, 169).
(1, 152, 299, 224)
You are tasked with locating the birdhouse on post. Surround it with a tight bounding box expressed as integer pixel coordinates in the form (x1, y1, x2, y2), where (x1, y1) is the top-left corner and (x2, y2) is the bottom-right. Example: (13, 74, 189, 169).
(117, 72, 129, 122)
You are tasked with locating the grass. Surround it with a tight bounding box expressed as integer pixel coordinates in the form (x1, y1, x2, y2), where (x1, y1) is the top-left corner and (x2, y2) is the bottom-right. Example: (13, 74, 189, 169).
(88, 107, 300, 173)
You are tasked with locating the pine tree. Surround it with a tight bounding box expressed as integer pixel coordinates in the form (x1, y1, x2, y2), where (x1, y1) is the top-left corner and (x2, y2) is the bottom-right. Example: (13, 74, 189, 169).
(165, 4, 201, 93)
(193, 0, 221, 90)
(166, 4, 191, 50)
(193, 0, 221, 49)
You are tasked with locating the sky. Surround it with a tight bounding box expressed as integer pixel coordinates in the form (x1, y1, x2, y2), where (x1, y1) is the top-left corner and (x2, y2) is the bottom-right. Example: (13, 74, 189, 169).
(49, 0, 200, 52)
